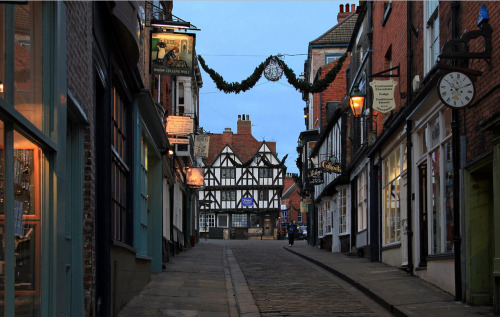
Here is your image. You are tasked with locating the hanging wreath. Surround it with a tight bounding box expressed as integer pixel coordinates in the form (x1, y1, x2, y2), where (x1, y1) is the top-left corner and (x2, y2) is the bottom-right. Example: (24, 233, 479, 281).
(197, 53, 347, 94)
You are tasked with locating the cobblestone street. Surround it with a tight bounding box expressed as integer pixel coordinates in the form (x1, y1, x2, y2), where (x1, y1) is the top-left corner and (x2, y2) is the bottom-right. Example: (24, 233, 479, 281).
(229, 240, 391, 317)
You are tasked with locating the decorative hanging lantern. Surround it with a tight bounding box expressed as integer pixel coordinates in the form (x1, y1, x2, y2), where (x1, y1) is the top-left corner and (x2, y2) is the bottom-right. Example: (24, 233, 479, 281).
(264, 56, 284, 82)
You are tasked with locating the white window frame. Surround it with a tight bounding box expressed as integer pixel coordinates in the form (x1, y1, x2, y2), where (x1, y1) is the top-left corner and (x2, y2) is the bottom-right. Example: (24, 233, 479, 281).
(423, 0, 439, 74)
(382, 143, 407, 246)
(325, 201, 332, 235)
(318, 205, 324, 237)
(357, 168, 368, 232)
(338, 187, 349, 235)
(199, 213, 215, 232)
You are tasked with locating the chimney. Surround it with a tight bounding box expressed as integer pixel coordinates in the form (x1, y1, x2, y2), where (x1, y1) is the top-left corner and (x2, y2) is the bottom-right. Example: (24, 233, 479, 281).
(237, 114, 251, 135)
(338, 3, 355, 23)
(223, 127, 233, 145)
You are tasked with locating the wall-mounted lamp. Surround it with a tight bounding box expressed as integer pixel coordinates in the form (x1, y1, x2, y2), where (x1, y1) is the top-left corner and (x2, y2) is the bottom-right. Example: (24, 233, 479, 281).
(0, 81, 4, 93)
(168, 148, 174, 156)
(349, 84, 366, 117)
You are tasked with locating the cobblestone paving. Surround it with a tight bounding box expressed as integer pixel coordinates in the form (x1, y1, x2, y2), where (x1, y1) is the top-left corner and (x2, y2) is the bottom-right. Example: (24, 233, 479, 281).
(231, 242, 388, 317)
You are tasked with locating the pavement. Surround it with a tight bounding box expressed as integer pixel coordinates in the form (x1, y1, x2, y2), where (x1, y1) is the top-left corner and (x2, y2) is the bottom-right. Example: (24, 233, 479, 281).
(285, 242, 495, 317)
(118, 240, 496, 317)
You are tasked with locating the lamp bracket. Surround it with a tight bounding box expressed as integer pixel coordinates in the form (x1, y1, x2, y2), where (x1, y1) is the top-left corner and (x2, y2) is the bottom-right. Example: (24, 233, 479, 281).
(438, 21, 492, 70)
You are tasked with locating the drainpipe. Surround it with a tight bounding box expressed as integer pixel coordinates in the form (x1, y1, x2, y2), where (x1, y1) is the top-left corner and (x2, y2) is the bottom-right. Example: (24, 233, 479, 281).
(406, 1, 414, 275)
(451, 0, 463, 301)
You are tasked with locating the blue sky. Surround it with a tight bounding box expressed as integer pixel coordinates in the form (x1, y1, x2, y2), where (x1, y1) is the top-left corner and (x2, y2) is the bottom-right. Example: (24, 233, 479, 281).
(173, 1, 349, 174)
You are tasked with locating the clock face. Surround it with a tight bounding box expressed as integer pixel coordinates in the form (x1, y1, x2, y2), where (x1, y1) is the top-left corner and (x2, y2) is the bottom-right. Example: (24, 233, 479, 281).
(438, 71, 475, 108)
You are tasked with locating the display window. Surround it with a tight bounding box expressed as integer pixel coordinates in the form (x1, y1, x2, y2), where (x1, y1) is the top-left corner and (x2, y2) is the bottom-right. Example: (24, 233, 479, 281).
(0, 127, 43, 315)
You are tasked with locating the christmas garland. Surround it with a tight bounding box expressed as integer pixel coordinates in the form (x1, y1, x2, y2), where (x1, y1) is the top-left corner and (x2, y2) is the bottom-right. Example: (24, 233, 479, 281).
(197, 53, 348, 94)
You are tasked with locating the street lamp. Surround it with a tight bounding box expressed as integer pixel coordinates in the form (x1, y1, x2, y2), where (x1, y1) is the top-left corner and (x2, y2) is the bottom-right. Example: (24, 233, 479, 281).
(349, 84, 366, 117)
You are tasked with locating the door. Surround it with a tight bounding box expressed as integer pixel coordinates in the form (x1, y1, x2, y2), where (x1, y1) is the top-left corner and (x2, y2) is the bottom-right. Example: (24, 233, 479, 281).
(263, 218, 272, 236)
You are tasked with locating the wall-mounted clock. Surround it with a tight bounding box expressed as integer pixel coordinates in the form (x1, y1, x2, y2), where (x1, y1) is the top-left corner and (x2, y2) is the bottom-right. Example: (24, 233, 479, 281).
(438, 71, 475, 108)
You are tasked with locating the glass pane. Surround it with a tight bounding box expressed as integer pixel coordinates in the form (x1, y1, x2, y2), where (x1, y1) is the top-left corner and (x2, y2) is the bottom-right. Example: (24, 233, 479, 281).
(14, 2, 45, 132)
(444, 108, 452, 137)
(13, 131, 42, 315)
(431, 148, 441, 254)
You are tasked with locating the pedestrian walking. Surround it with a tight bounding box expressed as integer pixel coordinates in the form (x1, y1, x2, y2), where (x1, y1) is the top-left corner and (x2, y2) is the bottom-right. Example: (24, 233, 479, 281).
(287, 221, 297, 246)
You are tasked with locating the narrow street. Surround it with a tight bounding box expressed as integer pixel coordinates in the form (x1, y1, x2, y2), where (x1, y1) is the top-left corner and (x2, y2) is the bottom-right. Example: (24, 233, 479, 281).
(117, 240, 393, 316)
(230, 240, 391, 317)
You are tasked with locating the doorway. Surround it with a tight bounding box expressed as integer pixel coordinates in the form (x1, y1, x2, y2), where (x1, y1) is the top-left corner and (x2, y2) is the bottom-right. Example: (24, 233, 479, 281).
(418, 163, 428, 267)
(263, 217, 272, 237)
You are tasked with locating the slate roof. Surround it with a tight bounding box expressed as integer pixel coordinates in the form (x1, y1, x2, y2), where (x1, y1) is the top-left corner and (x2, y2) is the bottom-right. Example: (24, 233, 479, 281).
(309, 12, 358, 46)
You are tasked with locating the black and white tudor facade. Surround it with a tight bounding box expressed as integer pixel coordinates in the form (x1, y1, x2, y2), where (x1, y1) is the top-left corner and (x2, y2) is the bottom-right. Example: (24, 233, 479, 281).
(198, 143, 286, 239)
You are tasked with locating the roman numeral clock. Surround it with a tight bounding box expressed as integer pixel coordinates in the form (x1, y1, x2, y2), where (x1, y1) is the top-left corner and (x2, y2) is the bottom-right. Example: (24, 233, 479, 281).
(438, 71, 475, 108)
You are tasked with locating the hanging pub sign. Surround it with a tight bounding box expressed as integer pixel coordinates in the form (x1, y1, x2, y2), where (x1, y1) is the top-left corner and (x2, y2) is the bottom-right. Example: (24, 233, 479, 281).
(150, 32, 195, 76)
(370, 79, 398, 113)
(308, 168, 324, 185)
(186, 168, 204, 188)
(321, 160, 342, 173)
(194, 135, 210, 158)
(166, 116, 193, 135)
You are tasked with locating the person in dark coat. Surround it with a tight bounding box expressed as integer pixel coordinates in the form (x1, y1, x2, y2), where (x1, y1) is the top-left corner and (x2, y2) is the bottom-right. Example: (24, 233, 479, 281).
(287, 221, 298, 246)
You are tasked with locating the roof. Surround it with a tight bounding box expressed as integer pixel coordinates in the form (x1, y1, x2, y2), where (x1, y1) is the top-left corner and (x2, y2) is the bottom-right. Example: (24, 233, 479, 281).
(281, 183, 298, 199)
(205, 133, 277, 165)
(309, 12, 358, 46)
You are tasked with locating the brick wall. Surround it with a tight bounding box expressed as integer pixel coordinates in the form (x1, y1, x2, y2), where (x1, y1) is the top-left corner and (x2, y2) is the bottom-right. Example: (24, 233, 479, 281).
(66, 2, 96, 315)
(371, 1, 408, 136)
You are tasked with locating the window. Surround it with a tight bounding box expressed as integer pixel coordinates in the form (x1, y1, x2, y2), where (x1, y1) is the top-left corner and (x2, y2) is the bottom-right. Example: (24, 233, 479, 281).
(199, 214, 215, 232)
(259, 168, 272, 178)
(259, 190, 269, 201)
(424, 0, 439, 74)
(112, 87, 129, 243)
(221, 168, 235, 179)
(221, 190, 236, 201)
(318, 205, 324, 237)
(382, 143, 406, 245)
(357, 169, 368, 232)
(232, 214, 247, 228)
(250, 214, 259, 227)
(419, 110, 454, 254)
(325, 53, 343, 65)
(298, 212, 302, 223)
(339, 188, 348, 234)
(218, 214, 228, 227)
(325, 201, 332, 234)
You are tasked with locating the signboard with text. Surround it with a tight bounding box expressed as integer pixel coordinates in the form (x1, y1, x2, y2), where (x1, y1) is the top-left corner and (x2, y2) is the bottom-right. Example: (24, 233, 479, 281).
(150, 32, 195, 76)
(166, 116, 194, 135)
(194, 135, 210, 158)
(308, 168, 324, 185)
(370, 79, 398, 113)
(241, 197, 254, 207)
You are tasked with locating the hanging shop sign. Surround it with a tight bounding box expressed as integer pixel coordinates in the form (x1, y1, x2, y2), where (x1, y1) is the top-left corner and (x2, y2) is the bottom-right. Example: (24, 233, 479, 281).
(166, 116, 193, 135)
(150, 32, 195, 76)
(300, 200, 309, 213)
(241, 197, 254, 207)
(194, 135, 210, 157)
(168, 137, 190, 144)
(370, 79, 398, 113)
(308, 168, 324, 185)
(321, 160, 342, 173)
(186, 168, 204, 188)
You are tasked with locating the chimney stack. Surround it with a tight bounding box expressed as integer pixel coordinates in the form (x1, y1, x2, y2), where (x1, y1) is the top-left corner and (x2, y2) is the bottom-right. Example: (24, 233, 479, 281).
(338, 3, 356, 23)
(223, 127, 233, 145)
(237, 114, 251, 135)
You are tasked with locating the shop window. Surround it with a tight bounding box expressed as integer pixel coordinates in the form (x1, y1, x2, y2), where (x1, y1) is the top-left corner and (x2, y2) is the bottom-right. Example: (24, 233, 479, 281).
(199, 213, 215, 232)
(357, 169, 368, 232)
(232, 214, 247, 228)
(0, 128, 43, 315)
(317, 206, 324, 237)
(325, 201, 332, 234)
(382, 143, 406, 245)
(339, 188, 348, 234)
(111, 86, 129, 243)
(218, 214, 228, 228)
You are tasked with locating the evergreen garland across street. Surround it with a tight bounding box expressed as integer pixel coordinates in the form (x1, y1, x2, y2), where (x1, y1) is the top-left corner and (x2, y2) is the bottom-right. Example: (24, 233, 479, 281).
(197, 53, 348, 94)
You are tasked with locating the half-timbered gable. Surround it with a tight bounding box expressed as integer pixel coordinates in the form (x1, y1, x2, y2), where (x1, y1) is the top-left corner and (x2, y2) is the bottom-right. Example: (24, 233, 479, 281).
(198, 115, 286, 238)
